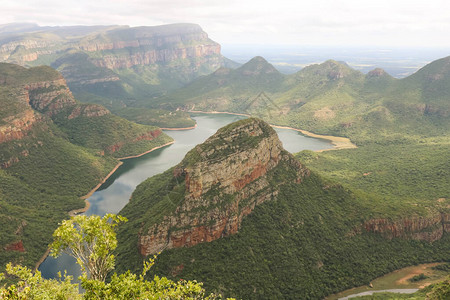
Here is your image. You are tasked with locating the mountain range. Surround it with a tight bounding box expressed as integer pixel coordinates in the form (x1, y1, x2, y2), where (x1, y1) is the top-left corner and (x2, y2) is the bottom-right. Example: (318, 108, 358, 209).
(159, 55, 449, 144)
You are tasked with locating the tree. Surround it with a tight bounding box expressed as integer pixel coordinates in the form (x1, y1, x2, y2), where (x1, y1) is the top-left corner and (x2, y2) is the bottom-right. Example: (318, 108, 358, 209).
(49, 214, 126, 281)
(427, 276, 450, 300)
(1, 214, 232, 299)
(0, 263, 80, 300)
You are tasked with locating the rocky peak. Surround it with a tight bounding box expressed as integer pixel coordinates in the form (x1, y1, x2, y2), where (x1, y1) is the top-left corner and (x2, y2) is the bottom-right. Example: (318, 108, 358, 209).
(367, 68, 390, 78)
(238, 56, 280, 76)
(138, 118, 310, 255)
(324, 60, 353, 79)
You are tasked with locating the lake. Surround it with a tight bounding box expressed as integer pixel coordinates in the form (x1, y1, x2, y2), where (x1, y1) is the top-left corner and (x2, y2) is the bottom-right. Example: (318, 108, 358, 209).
(39, 113, 333, 279)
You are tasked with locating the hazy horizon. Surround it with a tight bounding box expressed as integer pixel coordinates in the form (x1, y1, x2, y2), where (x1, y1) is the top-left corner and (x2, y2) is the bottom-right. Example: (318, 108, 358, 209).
(3, 0, 450, 48)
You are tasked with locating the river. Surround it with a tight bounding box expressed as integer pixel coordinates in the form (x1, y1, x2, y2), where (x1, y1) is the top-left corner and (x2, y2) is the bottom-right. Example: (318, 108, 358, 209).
(39, 113, 333, 279)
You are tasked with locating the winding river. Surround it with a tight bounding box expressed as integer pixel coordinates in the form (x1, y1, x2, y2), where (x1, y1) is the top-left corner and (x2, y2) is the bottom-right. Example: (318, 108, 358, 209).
(39, 113, 333, 279)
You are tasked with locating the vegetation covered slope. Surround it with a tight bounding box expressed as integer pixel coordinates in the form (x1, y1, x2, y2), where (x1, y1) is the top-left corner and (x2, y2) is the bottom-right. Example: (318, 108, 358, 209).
(116, 118, 449, 299)
(0, 62, 172, 272)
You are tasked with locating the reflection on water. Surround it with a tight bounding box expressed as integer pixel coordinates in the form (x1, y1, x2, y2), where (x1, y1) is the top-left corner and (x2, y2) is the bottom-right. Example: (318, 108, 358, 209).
(39, 114, 332, 279)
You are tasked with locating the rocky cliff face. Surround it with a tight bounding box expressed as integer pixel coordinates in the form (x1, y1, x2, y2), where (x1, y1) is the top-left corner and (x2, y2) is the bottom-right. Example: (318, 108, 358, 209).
(0, 91, 40, 144)
(23, 76, 110, 119)
(138, 118, 310, 256)
(26, 78, 77, 115)
(90, 43, 220, 70)
(362, 212, 450, 242)
(0, 23, 224, 73)
(0, 70, 108, 168)
(0, 110, 40, 143)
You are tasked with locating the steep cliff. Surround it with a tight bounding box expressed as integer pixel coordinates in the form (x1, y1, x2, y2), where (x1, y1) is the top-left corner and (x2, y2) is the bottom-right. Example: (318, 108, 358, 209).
(0, 63, 173, 164)
(361, 212, 450, 242)
(0, 24, 222, 69)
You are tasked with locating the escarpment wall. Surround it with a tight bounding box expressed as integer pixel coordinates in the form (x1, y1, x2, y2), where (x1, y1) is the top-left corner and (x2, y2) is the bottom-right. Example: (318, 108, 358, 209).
(363, 212, 450, 242)
(0, 24, 223, 70)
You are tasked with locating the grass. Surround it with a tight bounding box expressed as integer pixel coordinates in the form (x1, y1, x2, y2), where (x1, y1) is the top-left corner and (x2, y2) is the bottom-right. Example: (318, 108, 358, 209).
(326, 263, 449, 300)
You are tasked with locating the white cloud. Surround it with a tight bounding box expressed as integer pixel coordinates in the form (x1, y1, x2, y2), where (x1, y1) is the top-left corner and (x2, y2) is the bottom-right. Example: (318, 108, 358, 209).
(2, 0, 450, 47)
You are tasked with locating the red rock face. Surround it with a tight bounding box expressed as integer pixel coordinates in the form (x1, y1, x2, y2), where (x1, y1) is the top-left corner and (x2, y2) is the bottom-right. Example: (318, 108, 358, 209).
(26, 78, 77, 115)
(133, 129, 162, 141)
(67, 104, 110, 119)
(4, 240, 25, 252)
(233, 163, 268, 190)
(362, 212, 450, 242)
(0, 110, 39, 144)
(92, 44, 221, 70)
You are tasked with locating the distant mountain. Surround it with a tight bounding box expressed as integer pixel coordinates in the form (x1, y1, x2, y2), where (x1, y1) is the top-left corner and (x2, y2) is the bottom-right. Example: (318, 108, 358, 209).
(0, 23, 234, 106)
(0, 23, 40, 35)
(400, 56, 450, 111)
(0, 62, 172, 271)
(159, 56, 285, 112)
(116, 118, 450, 299)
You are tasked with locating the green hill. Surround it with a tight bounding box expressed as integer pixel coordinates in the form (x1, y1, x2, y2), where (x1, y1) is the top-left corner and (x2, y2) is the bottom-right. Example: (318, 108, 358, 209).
(0, 63, 172, 271)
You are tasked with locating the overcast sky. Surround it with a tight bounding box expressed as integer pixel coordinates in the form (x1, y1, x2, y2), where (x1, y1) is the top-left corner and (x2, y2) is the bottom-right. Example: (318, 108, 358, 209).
(3, 0, 450, 47)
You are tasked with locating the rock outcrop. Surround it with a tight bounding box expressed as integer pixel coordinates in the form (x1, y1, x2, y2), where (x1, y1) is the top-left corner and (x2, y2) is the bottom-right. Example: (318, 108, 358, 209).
(362, 212, 450, 242)
(367, 68, 389, 78)
(0, 109, 40, 144)
(138, 118, 310, 256)
(24, 76, 111, 119)
(0, 62, 171, 169)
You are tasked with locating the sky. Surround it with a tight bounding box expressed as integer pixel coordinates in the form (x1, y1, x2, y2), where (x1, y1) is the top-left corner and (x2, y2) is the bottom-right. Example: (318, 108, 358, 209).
(3, 0, 450, 47)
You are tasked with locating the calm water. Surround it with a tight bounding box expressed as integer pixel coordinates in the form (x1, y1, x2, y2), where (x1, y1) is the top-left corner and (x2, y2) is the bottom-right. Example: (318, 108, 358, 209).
(39, 113, 332, 279)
